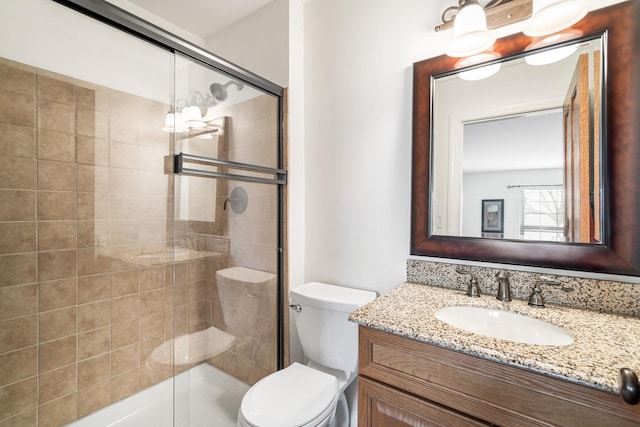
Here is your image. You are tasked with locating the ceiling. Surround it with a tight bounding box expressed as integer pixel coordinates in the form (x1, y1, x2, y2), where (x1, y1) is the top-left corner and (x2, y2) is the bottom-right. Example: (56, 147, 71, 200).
(127, 0, 274, 39)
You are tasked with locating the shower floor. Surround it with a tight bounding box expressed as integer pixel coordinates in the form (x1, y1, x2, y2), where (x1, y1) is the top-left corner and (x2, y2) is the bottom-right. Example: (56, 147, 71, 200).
(69, 364, 249, 427)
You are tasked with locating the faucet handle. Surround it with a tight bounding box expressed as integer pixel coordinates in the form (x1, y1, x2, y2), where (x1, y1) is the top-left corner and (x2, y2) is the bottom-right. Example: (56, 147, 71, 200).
(456, 268, 481, 297)
(528, 277, 561, 308)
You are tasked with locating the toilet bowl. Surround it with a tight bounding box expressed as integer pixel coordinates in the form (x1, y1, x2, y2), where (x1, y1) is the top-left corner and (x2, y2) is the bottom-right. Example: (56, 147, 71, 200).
(237, 282, 376, 427)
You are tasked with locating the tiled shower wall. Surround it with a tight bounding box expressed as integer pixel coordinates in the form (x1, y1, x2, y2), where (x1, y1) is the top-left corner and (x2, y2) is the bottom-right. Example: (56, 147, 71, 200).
(0, 57, 185, 426)
(203, 94, 282, 384)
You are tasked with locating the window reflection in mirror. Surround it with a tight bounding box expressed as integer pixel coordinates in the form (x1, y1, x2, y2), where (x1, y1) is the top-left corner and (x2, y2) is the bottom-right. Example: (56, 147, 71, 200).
(430, 37, 602, 244)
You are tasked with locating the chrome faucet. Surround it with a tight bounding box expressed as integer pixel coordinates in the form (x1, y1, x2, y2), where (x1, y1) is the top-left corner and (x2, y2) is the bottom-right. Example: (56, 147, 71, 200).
(527, 277, 561, 308)
(456, 268, 481, 297)
(495, 271, 511, 302)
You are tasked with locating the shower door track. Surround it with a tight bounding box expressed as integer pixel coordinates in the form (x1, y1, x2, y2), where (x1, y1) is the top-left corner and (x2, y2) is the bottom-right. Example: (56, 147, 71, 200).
(174, 153, 287, 185)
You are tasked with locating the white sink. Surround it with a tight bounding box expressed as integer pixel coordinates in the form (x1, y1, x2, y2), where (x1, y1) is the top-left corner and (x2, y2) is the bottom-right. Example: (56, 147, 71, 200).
(434, 306, 574, 346)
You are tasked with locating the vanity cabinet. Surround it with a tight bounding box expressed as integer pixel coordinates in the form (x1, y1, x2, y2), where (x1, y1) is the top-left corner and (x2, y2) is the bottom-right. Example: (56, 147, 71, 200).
(358, 326, 639, 427)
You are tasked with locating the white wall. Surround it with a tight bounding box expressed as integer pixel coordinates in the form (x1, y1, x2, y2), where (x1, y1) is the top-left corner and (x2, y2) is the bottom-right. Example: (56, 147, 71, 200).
(206, 0, 289, 87)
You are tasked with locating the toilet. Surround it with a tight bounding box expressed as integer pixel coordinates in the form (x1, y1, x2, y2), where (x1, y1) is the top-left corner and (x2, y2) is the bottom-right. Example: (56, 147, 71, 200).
(237, 282, 376, 427)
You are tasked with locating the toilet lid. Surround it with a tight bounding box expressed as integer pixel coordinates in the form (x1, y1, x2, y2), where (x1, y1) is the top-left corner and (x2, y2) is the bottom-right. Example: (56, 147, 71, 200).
(241, 363, 339, 427)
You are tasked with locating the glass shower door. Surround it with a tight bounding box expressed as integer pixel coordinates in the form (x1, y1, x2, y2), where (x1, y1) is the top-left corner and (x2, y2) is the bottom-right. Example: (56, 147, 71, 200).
(170, 54, 283, 426)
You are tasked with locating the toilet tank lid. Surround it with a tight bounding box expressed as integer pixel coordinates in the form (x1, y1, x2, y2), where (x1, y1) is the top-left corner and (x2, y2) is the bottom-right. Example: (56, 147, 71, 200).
(290, 282, 376, 312)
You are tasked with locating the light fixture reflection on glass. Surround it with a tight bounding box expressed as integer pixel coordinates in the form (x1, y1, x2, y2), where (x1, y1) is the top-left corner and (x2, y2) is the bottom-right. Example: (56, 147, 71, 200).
(456, 52, 502, 81)
(525, 43, 579, 65)
(162, 112, 189, 133)
(523, 0, 588, 37)
(447, 0, 496, 58)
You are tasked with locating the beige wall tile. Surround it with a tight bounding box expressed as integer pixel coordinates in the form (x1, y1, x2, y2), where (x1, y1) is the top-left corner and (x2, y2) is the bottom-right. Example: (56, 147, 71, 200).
(38, 221, 76, 251)
(78, 327, 110, 361)
(76, 108, 98, 138)
(38, 250, 77, 282)
(110, 194, 140, 220)
(38, 160, 76, 191)
(0, 58, 35, 95)
(139, 219, 166, 245)
(77, 192, 109, 221)
(38, 336, 76, 374)
(37, 129, 75, 162)
(37, 191, 75, 221)
(0, 190, 35, 221)
(78, 273, 111, 304)
(0, 284, 36, 321)
(0, 124, 35, 159)
(38, 364, 76, 404)
(140, 266, 164, 292)
(0, 346, 37, 385)
(76, 136, 109, 166)
(77, 380, 110, 419)
(0, 91, 35, 127)
(111, 319, 139, 350)
(77, 353, 110, 390)
(111, 220, 138, 246)
(139, 312, 163, 341)
(111, 369, 140, 403)
(111, 344, 139, 376)
(39, 307, 76, 343)
(111, 269, 139, 297)
(78, 300, 111, 333)
(0, 377, 36, 421)
(0, 253, 36, 288)
(110, 116, 139, 145)
(77, 220, 110, 249)
(110, 167, 139, 194)
(77, 248, 110, 276)
(37, 392, 76, 427)
(0, 408, 36, 427)
(111, 295, 139, 324)
(77, 165, 109, 193)
(0, 315, 36, 353)
(0, 157, 36, 190)
(75, 86, 95, 111)
(37, 100, 74, 134)
(39, 278, 76, 312)
(140, 289, 163, 316)
(0, 222, 35, 255)
(36, 74, 74, 104)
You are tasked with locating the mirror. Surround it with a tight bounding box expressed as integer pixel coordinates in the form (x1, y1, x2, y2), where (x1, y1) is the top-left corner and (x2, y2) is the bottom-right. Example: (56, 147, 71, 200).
(411, 1, 640, 276)
(431, 37, 602, 244)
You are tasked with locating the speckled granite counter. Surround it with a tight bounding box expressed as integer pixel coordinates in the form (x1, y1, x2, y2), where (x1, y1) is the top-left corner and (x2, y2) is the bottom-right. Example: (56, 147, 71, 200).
(349, 282, 640, 393)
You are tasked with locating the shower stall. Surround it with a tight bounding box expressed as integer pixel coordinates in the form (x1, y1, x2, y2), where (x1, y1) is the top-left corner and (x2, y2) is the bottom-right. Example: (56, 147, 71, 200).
(0, 1, 286, 426)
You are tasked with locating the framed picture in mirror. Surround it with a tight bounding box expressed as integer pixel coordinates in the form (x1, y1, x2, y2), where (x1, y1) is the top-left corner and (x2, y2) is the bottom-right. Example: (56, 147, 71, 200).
(481, 199, 504, 235)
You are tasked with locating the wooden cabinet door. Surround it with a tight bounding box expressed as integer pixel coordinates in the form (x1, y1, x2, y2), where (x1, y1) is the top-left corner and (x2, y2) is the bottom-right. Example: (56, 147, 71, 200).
(358, 376, 489, 427)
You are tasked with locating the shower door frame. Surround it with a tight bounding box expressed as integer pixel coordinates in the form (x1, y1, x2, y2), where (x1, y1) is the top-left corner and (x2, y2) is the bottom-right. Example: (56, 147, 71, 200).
(51, 0, 287, 369)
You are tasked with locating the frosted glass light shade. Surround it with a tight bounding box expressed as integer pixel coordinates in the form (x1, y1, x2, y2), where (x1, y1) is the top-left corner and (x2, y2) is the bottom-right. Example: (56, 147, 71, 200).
(447, 2, 496, 57)
(162, 112, 189, 133)
(523, 0, 588, 37)
(182, 106, 206, 128)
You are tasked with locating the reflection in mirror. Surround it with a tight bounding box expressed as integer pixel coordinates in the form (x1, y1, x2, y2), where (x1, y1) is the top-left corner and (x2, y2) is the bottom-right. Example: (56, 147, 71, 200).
(431, 37, 602, 244)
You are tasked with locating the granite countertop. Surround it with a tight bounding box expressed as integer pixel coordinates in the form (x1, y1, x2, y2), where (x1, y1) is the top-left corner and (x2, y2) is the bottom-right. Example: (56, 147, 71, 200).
(349, 282, 640, 393)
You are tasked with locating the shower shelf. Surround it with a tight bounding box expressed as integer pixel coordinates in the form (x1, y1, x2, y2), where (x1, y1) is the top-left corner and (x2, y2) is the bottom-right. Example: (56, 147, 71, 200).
(173, 152, 287, 185)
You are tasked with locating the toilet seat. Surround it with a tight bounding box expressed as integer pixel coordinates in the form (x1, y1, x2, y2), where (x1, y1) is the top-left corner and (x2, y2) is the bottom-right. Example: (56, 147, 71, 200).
(239, 363, 339, 427)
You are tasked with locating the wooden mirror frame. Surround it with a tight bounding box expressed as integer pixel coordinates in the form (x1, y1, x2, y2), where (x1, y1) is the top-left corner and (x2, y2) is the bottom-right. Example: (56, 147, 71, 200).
(411, 1, 640, 276)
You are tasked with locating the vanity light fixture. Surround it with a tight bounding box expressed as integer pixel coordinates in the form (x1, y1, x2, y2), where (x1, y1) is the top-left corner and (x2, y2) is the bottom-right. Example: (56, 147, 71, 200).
(446, 0, 496, 58)
(436, 0, 589, 58)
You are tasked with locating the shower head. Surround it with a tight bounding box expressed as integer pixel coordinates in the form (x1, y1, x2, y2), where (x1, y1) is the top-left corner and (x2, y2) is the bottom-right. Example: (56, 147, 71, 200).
(209, 79, 244, 102)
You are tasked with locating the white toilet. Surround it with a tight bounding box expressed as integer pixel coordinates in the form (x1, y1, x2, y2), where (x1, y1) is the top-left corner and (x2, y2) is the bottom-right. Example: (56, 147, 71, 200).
(237, 282, 376, 427)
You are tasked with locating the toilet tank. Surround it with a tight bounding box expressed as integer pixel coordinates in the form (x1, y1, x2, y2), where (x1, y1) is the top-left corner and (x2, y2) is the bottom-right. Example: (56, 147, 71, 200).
(290, 282, 376, 373)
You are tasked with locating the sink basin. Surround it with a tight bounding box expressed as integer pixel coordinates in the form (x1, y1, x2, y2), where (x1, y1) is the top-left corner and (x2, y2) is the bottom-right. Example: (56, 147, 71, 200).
(434, 306, 574, 346)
